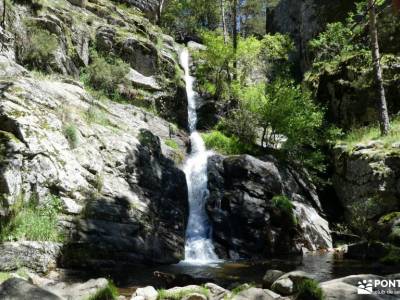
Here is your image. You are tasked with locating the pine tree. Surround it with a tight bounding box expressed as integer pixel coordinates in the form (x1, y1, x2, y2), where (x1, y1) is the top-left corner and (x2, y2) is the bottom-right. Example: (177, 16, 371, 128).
(368, 0, 390, 135)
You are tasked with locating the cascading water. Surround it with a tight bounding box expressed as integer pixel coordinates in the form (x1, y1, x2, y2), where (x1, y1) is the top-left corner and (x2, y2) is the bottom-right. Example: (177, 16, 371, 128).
(180, 48, 219, 264)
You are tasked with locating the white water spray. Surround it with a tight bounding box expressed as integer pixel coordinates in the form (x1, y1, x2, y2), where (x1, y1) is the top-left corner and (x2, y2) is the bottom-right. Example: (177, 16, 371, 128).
(180, 48, 219, 264)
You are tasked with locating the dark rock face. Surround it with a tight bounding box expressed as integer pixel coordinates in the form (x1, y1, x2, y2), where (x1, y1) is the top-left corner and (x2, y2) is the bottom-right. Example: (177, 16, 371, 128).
(62, 130, 188, 267)
(333, 145, 400, 220)
(119, 0, 160, 22)
(307, 56, 400, 130)
(207, 154, 332, 259)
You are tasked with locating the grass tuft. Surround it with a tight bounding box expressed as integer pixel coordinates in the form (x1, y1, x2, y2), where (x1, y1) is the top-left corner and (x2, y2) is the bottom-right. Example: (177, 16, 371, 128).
(337, 116, 400, 151)
(87, 281, 119, 300)
(0, 195, 64, 242)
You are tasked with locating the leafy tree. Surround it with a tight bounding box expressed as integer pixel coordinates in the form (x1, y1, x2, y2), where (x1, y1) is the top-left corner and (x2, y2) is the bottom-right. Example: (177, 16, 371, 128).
(161, 0, 220, 40)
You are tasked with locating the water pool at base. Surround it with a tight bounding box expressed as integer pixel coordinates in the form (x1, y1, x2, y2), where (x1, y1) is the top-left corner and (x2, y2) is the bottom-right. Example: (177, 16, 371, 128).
(61, 252, 400, 295)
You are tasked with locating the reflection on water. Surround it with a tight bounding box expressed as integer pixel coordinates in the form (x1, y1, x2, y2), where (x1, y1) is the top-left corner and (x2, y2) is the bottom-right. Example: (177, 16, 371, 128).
(62, 253, 400, 291)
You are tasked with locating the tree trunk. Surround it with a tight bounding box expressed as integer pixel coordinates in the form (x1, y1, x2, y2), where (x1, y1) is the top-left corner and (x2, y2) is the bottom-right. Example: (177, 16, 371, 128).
(232, 0, 238, 79)
(261, 126, 267, 148)
(368, 0, 390, 135)
(220, 0, 228, 44)
(1, 0, 6, 29)
(157, 0, 165, 24)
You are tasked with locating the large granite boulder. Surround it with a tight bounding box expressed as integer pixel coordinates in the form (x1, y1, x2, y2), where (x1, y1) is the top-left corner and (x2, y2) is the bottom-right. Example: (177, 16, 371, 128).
(207, 154, 332, 259)
(332, 144, 400, 222)
(0, 278, 61, 300)
(0, 242, 61, 274)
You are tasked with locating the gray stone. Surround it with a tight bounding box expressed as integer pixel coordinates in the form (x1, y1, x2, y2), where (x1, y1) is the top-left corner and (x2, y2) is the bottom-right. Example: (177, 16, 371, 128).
(67, 0, 87, 7)
(271, 271, 315, 296)
(263, 270, 284, 289)
(42, 278, 110, 300)
(232, 287, 282, 300)
(204, 283, 230, 300)
(126, 68, 161, 90)
(0, 242, 62, 274)
(271, 278, 293, 296)
(181, 293, 207, 300)
(0, 278, 61, 300)
(133, 286, 158, 300)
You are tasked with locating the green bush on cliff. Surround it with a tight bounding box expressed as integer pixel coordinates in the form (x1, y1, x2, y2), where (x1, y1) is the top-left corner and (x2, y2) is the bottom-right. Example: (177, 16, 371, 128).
(0, 195, 64, 242)
(22, 28, 58, 71)
(271, 195, 297, 227)
(295, 279, 325, 300)
(82, 51, 130, 99)
(63, 123, 79, 149)
(202, 130, 258, 155)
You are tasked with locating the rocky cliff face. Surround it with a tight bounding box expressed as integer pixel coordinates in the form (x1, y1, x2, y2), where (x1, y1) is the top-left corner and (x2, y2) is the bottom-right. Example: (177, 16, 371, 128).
(1, 0, 187, 128)
(207, 154, 332, 259)
(0, 50, 188, 267)
(333, 144, 400, 220)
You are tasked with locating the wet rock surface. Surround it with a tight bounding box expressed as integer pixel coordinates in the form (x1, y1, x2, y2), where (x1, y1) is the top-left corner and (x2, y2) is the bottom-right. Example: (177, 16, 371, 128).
(207, 154, 332, 259)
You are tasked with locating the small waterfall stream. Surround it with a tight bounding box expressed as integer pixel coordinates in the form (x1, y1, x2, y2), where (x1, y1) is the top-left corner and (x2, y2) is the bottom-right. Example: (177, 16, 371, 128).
(180, 48, 219, 264)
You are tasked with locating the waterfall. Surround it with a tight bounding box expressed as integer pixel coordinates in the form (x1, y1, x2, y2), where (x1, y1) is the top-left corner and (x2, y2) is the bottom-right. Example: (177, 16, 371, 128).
(180, 48, 219, 264)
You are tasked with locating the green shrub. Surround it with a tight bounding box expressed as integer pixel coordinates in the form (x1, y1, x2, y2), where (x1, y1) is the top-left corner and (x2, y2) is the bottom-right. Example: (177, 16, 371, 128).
(295, 279, 324, 300)
(63, 123, 79, 148)
(82, 53, 130, 98)
(379, 212, 400, 224)
(165, 139, 179, 149)
(22, 28, 58, 70)
(271, 195, 297, 227)
(87, 281, 119, 300)
(85, 106, 111, 126)
(0, 273, 11, 284)
(202, 130, 257, 155)
(0, 195, 64, 242)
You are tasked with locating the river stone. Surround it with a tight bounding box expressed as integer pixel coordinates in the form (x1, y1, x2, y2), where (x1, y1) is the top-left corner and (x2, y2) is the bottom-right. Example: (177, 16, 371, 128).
(263, 270, 285, 289)
(181, 293, 207, 300)
(0, 242, 62, 274)
(204, 283, 230, 300)
(40, 278, 110, 300)
(232, 287, 282, 300)
(133, 286, 158, 300)
(271, 271, 315, 296)
(271, 278, 293, 296)
(0, 278, 62, 300)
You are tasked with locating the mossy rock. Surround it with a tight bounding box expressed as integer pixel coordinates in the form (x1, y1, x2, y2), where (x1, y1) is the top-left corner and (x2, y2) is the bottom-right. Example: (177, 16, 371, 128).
(379, 212, 400, 225)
